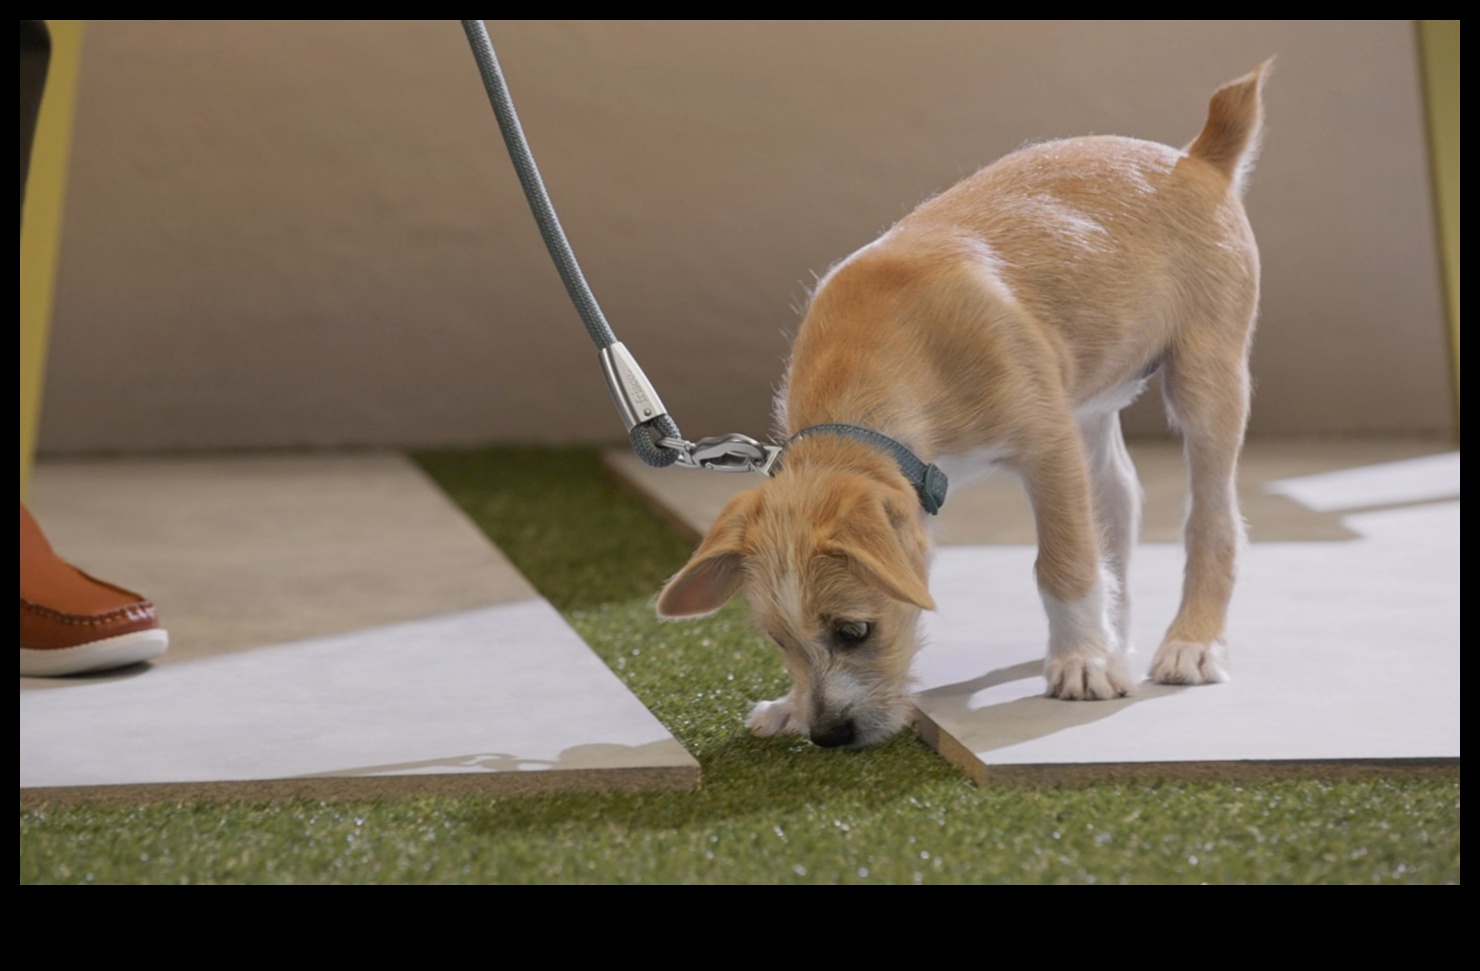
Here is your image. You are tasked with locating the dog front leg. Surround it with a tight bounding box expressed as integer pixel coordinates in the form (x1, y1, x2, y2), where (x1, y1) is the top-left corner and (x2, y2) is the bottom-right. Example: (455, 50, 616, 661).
(1022, 433, 1132, 700)
(746, 688, 807, 737)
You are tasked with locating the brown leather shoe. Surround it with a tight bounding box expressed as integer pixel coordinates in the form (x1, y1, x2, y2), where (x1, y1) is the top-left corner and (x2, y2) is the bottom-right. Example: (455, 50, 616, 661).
(20, 503, 168, 676)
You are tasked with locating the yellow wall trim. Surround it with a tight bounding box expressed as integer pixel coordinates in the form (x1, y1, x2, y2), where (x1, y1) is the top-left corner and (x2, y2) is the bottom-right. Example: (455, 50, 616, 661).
(1417, 20, 1460, 428)
(20, 20, 85, 499)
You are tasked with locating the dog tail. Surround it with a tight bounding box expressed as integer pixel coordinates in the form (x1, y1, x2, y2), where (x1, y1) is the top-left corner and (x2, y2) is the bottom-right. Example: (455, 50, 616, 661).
(1185, 59, 1273, 194)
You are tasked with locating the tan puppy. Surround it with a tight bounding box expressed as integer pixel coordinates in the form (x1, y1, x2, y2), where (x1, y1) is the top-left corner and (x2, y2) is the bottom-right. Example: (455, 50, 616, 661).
(657, 63, 1271, 748)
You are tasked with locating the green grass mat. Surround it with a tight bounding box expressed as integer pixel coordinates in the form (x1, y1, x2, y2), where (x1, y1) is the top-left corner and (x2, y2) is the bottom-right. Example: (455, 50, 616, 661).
(20, 447, 1460, 883)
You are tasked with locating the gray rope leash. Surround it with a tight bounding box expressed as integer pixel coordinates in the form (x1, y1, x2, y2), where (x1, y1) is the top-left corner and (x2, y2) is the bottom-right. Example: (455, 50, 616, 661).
(458, 23, 947, 511)
(460, 19, 682, 467)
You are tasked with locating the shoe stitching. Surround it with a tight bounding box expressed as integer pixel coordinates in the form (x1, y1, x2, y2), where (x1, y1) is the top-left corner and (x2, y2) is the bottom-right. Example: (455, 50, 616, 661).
(20, 597, 157, 627)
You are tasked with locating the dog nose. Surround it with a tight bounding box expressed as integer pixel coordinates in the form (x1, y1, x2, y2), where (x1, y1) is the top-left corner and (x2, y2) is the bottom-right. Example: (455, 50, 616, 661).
(810, 720, 856, 748)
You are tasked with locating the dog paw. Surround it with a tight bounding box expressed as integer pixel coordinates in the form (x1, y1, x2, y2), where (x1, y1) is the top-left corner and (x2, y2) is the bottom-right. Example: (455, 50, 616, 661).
(747, 696, 806, 737)
(1045, 652, 1132, 700)
(1148, 639, 1229, 685)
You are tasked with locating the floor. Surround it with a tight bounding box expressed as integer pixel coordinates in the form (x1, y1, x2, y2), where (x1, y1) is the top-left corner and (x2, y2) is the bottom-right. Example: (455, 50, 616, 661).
(608, 439, 1459, 783)
(20, 440, 1458, 803)
(21, 453, 698, 804)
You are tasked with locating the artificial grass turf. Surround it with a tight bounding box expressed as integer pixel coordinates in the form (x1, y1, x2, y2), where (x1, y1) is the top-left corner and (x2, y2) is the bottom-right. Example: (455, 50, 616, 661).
(19, 447, 1460, 884)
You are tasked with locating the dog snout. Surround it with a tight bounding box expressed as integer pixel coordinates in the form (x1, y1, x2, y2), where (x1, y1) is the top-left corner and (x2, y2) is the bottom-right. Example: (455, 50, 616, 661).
(810, 719, 857, 748)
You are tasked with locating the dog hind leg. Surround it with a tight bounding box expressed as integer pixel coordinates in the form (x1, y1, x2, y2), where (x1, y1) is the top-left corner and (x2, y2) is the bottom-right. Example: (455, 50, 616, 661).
(1079, 410, 1143, 652)
(1150, 343, 1250, 684)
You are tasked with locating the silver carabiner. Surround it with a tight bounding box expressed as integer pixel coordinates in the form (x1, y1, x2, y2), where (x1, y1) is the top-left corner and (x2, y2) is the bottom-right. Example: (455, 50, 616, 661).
(659, 434, 782, 475)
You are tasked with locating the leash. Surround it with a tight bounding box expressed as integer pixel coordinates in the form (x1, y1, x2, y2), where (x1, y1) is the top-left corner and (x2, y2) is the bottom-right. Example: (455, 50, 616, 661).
(458, 22, 946, 511)
(459, 20, 779, 474)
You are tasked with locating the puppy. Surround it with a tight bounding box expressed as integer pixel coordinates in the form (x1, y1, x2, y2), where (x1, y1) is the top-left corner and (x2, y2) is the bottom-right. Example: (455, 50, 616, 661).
(657, 62, 1270, 748)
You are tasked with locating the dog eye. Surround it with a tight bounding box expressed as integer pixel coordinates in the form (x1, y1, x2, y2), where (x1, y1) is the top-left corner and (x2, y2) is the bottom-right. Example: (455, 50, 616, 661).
(833, 620, 871, 646)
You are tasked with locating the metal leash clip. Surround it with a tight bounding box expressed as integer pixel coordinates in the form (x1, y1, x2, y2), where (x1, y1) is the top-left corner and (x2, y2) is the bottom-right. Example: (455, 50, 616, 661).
(599, 342, 782, 475)
(659, 434, 783, 475)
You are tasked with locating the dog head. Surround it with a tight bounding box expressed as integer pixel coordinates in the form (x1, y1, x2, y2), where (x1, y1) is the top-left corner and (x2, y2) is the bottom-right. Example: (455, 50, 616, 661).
(656, 437, 935, 747)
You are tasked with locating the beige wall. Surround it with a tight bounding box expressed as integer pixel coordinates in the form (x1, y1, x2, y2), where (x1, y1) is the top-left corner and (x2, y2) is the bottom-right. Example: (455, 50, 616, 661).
(38, 20, 1451, 452)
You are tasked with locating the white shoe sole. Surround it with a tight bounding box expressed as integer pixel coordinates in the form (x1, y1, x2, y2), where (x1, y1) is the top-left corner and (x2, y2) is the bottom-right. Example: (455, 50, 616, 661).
(21, 629, 170, 676)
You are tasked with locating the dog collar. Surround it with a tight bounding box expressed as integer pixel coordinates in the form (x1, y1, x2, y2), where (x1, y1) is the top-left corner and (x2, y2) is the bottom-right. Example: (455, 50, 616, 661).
(777, 423, 949, 515)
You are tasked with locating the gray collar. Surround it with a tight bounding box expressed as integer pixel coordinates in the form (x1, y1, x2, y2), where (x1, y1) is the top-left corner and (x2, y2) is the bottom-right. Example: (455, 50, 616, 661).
(777, 423, 949, 515)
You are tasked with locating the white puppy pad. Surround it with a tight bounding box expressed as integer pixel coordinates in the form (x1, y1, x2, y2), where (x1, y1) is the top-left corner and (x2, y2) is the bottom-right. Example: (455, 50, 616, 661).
(608, 444, 1458, 781)
(1263, 451, 1460, 512)
(915, 456, 1458, 781)
(22, 602, 697, 800)
(21, 453, 697, 803)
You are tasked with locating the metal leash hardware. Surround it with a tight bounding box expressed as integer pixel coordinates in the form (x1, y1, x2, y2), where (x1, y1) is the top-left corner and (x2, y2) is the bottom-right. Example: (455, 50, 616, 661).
(462, 20, 781, 477)
(599, 342, 673, 438)
(657, 433, 783, 475)
(597, 343, 777, 473)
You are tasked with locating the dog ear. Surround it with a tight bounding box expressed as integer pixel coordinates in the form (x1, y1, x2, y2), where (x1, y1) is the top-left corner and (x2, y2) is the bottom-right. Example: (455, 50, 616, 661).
(823, 499, 936, 611)
(655, 491, 756, 618)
